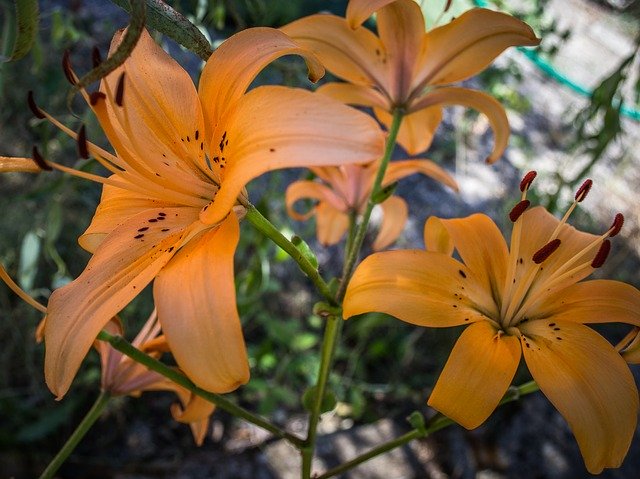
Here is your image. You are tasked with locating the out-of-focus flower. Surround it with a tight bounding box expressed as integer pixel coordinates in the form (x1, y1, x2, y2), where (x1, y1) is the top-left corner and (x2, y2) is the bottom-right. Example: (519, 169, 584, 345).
(344, 172, 640, 473)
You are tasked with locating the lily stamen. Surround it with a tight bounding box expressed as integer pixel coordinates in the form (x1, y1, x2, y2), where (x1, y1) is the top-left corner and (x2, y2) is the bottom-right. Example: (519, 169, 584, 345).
(32, 146, 52, 171)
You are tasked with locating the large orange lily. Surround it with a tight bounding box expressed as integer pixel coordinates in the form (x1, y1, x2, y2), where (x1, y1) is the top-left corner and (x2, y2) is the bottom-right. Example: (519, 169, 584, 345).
(19, 28, 384, 399)
(344, 173, 640, 473)
(282, 0, 539, 160)
(96, 313, 215, 445)
(286, 159, 457, 250)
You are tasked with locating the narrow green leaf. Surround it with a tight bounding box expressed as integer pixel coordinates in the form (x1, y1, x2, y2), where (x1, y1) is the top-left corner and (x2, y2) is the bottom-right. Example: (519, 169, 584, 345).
(2, 0, 39, 62)
(292, 235, 319, 269)
(302, 385, 337, 414)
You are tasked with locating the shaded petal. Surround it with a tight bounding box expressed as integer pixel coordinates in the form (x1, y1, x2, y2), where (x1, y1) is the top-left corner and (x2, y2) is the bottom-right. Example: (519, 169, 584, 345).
(534, 279, 640, 328)
(424, 216, 454, 255)
(199, 86, 385, 225)
(618, 328, 640, 364)
(412, 8, 539, 88)
(343, 250, 496, 326)
(383, 158, 458, 191)
(317, 82, 389, 110)
(281, 14, 389, 93)
(430, 213, 508, 308)
(45, 206, 199, 398)
(428, 321, 521, 429)
(0, 156, 40, 173)
(345, 0, 397, 28)
(373, 196, 407, 250)
(199, 27, 324, 142)
(376, 106, 443, 156)
(377, 0, 425, 102)
(520, 320, 638, 474)
(171, 393, 216, 446)
(79, 181, 169, 253)
(154, 213, 249, 393)
(410, 87, 508, 163)
(316, 202, 350, 246)
(286, 180, 347, 221)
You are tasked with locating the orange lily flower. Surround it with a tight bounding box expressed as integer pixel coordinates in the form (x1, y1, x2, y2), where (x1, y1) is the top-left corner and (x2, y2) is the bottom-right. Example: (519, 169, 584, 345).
(96, 312, 214, 445)
(344, 173, 640, 473)
(282, 0, 539, 160)
(21, 28, 384, 399)
(286, 159, 457, 250)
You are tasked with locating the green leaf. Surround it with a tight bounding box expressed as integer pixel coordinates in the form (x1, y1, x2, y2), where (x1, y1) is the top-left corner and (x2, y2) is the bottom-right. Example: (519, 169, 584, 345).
(302, 385, 337, 414)
(2, 0, 39, 62)
(291, 235, 318, 269)
(18, 230, 41, 292)
(291, 332, 318, 351)
(371, 182, 397, 205)
(407, 411, 427, 434)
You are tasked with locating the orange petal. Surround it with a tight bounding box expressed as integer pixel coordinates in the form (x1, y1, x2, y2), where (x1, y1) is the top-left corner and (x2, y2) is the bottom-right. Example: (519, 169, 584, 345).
(343, 250, 494, 326)
(410, 87, 508, 163)
(412, 8, 539, 88)
(372, 196, 407, 250)
(154, 213, 250, 393)
(317, 82, 389, 110)
(383, 159, 458, 191)
(0, 156, 40, 173)
(424, 216, 454, 256)
(316, 202, 350, 246)
(428, 321, 521, 429)
(617, 328, 640, 364)
(199, 86, 384, 226)
(534, 279, 640, 328)
(345, 0, 397, 28)
(199, 27, 324, 143)
(285, 180, 346, 221)
(171, 393, 216, 446)
(520, 320, 638, 473)
(376, 106, 443, 156)
(281, 14, 388, 93)
(430, 213, 508, 307)
(44, 206, 199, 399)
(79, 181, 170, 253)
(376, 0, 425, 102)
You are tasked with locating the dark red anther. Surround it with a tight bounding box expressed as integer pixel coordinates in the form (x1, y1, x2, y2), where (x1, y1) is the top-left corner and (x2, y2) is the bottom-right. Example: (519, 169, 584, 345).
(89, 91, 106, 106)
(519, 171, 537, 192)
(574, 179, 592, 202)
(532, 238, 561, 264)
(92, 46, 102, 68)
(77, 125, 89, 159)
(32, 146, 52, 171)
(509, 200, 531, 222)
(115, 72, 126, 107)
(608, 213, 624, 238)
(444, 0, 453, 12)
(27, 91, 45, 119)
(61, 50, 77, 86)
(591, 240, 611, 268)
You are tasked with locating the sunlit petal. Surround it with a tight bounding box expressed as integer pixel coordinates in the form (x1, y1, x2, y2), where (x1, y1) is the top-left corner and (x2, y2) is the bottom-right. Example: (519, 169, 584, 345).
(344, 250, 495, 326)
(520, 320, 638, 474)
(424, 216, 454, 255)
(412, 8, 539, 88)
(44, 207, 199, 398)
(286, 180, 347, 221)
(383, 159, 458, 191)
(345, 0, 397, 28)
(154, 214, 249, 393)
(200, 86, 384, 225)
(0, 156, 40, 173)
(317, 82, 389, 110)
(316, 202, 350, 246)
(281, 14, 388, 92)
(199, 27, 324, 142)
(373, 196, 408, 250)
(428, 321, 521, 429)
(376, 106, 443, 156)
(410, 87, 509, 163)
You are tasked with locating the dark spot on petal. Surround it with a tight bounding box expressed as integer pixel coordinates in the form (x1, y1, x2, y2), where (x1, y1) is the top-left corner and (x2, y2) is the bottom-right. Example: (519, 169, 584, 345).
(149, 219, 158, 223)
(269, 148, 275, 152)
(138, 227, 149, 232)
(134, 234, 144, 239)
(458, 270, 467, 278)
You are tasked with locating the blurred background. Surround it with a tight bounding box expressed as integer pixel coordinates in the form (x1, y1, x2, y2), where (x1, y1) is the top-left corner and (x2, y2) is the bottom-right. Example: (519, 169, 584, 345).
(1, 0, 639, 477)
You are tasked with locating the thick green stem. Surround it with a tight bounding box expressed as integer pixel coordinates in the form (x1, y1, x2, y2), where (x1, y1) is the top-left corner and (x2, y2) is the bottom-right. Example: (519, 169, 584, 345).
(316, 381, 539, 479)
(96, 330, 305, 448)
(39, 392, 111, 479)
(245, 205, 336, 305)
(336, 109, 404, 301)
(301, 313, 343, 478)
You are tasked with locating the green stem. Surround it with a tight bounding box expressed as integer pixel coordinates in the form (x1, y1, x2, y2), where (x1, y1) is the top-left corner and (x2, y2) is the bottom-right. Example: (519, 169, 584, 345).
(316, 381, 539, 479)
(245, 205, 336, 305)
(96, 330, 305, 448)
(39, 392, 111, 479)
(301, 313, 343, 478)
(336, 109, 404, 302)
